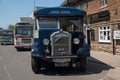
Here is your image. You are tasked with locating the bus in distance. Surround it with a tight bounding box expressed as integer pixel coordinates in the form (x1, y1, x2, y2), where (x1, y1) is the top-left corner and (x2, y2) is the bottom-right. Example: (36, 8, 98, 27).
(14, 22, 33, 51)
(0, 30, 14, 45)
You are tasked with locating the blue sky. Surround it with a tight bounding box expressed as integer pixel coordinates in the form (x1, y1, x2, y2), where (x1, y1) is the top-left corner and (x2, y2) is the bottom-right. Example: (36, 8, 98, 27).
(0, 0, 64, 29)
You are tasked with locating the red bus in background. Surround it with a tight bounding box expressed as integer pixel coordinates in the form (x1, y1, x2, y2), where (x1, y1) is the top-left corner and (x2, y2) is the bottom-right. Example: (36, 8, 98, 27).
(14, 22, 33, 51)
(0, 30, 14, 45)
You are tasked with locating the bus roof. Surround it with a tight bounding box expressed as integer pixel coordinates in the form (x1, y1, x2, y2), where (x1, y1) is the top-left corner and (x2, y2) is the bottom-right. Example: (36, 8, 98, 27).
(1, 29, 13, 31)
(34, 7, 86, 17)
(15, 22, 30, 25)
(0, 30, 13, 33)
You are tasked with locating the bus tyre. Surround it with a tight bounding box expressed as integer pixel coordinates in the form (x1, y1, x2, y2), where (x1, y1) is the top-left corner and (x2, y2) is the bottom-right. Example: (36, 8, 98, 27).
(31, 57, 41, 74)
(76, 61, 81, 71)
(80, 57, 87, 72)
(16, 48, 21, 51)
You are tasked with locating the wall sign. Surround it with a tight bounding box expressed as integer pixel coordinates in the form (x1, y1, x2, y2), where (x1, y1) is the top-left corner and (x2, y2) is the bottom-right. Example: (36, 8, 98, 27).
(49, 10, 71, 14)
(114, 30, 120, 39)
(88, 10, 110, 23)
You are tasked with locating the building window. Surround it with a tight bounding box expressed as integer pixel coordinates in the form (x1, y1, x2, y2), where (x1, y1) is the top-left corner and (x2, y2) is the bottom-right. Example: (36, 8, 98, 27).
(99, 26, 111, 43)
(118, 23, 120, 30)
(100, 0, 107, 7)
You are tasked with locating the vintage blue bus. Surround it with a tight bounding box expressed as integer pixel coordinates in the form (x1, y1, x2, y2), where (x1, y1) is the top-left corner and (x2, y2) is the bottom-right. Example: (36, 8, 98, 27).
(31, 7, 90, 74)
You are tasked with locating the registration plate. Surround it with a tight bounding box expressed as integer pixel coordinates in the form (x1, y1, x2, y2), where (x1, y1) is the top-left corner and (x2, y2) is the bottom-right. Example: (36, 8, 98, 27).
(55, 63, 69, 67)
(23, 46, 30, 48)
(53, 58, 70, 63)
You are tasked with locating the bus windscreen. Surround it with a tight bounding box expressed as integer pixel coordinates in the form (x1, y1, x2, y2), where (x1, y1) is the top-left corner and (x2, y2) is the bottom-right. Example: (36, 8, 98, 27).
(15, 26, 33, 36)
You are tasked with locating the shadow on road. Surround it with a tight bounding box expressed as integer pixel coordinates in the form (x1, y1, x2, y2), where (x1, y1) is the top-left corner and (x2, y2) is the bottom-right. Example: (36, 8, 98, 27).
(16, 49, 31, 52)
(41, 68, 87, 76)
(37, 57, 114, 76)
(87, 57, 114, 73)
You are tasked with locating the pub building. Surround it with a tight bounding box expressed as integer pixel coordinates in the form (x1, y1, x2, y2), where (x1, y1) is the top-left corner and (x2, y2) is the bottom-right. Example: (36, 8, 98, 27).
(61, 0, 120, 55)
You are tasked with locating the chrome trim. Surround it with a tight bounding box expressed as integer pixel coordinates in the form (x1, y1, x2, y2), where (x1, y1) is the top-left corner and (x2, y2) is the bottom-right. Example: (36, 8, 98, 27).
(50, 31, 71, 56)
(46, 55, 77, 59)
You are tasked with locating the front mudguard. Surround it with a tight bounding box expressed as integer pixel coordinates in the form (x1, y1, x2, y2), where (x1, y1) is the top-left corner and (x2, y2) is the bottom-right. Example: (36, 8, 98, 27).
(77, 43, 90, 57)
(31, 44, 40, 57)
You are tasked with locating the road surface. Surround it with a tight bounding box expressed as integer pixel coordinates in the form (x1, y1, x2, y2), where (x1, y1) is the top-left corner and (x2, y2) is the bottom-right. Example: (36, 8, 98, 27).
(0, 45, 112, 80)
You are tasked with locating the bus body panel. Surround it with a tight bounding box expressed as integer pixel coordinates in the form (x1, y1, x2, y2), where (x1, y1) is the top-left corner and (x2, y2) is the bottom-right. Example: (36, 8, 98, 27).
(14, 35, 33, 49)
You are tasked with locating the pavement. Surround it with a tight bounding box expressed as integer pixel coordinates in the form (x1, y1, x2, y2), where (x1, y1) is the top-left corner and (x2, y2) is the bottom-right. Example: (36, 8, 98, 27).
(90, 50, 120, 80)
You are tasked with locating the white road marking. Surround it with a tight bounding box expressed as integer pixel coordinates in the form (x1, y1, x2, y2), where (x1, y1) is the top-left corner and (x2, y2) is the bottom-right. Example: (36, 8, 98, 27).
(4, 65, 13, 80)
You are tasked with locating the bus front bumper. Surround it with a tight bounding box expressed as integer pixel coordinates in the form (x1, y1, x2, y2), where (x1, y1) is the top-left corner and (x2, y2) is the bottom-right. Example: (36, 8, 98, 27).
(15, 45, 31, 49)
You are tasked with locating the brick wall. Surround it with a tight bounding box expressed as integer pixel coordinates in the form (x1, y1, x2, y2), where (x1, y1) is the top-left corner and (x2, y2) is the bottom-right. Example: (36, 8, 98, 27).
(62, 0, 120, 55)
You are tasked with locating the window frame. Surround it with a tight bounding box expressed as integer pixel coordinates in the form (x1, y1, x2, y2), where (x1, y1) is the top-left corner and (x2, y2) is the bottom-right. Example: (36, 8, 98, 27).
(100, 0, 107, 8)
(38, 17, 59, 30)
(98, 26, 111, 43)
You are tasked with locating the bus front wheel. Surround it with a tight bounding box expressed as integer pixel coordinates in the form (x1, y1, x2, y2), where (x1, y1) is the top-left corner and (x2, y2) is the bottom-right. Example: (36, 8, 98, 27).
(31, 57, 41, 74)
(80, 57, 87, 72)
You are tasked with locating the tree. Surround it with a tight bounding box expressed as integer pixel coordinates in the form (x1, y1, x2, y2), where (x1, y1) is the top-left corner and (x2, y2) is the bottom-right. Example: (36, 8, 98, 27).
(0, 27, 3, 30)
(8, 24, 15, 30)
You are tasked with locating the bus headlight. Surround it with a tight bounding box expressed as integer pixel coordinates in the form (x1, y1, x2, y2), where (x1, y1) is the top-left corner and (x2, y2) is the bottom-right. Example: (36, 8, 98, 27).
(43, 39, 49, 46)
(73, 38, 80, 44)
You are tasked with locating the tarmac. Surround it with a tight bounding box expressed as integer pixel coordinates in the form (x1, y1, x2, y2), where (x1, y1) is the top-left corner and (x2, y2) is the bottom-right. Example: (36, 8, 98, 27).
(90, 50, 120, 80)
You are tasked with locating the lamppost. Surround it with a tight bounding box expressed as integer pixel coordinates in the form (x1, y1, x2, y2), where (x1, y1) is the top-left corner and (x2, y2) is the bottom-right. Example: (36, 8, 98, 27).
(34, 0, 35, 11)
(112, 24, 115, 55)
(112, 9, 118, 55)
